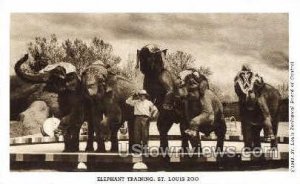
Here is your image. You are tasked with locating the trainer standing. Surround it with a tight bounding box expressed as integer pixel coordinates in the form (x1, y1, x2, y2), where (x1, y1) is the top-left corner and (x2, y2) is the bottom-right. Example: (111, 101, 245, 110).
(126, 89, 158, 151)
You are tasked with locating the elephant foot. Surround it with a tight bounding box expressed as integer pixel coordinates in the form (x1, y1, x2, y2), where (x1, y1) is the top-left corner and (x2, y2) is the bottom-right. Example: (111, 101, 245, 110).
(110, 142, 119, 152)
(243, 147, 252, 152)
(215, 147, 223, 153)
(269, 146, 278, 152)
(85, 146, 94, 152)
(191, 145, 202, 154)
(252, 147, 262, 152)
(63, 149, 72, 153)
(110, 148, 119, 153)
(184, 129, 198, 137)
(264, 135, 276, 142)
(63, 146, 79, 152)
(180, 147, 189, 153)
(270, 139, 278, 149)
(95, 147, 106, 152)
(70, 147, 80, 152)
(158, 146, 169, 154)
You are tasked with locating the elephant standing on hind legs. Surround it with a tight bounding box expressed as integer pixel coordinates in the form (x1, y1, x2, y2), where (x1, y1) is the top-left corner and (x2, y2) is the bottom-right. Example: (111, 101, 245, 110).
(234, 65, 281, 150)
(137, 44, 190, 152)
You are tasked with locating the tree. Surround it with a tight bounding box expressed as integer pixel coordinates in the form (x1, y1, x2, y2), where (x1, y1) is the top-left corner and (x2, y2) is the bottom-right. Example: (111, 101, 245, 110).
(166, 51, 195, 76)
(165, 50, 232, 101)
(197, 66, 212, 77)
(28, 34, 64, 71)
(166, 50, 212, 77)
(120, 54, 143, 89)
(27, 34, 121, 74)
(276, 82, 289, 99)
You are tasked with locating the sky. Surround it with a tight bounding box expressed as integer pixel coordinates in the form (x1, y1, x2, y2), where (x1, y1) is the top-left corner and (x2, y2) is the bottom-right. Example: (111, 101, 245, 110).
(10, 13, 288, 97)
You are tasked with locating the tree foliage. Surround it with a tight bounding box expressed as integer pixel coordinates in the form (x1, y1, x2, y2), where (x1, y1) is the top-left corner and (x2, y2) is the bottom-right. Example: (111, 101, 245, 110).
(166, 51, 195, 75)
(166, 50, 212, 77)
(120, 54, 143, 90)
(27, 34, 121, 74)
(276, 82, 289, 99)
(165, 50, 231, 101)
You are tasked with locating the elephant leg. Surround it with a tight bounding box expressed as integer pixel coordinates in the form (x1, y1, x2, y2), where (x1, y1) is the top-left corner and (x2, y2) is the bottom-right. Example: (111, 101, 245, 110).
(70, 126, 81, 152)
(271, 119, 279, 148)
(93, 114, 105, 152)
(63, 130, 72, 152)
(179, 122, 189, 152)
(189, 133, 202, 153)
(127, 119, 135, 153)
(157, 113, 173, 152)
(110, 124, 120, 152)
(215, 118, 226, 152)
(257, 97, 275, 140)
(96, 139, 106, 152)
(94, 121, 106, 152)
(110, 132, 118, 152)
(241, 121, 253, 151)
(85, 121, 94, 152)
(252, 126, 262, 150)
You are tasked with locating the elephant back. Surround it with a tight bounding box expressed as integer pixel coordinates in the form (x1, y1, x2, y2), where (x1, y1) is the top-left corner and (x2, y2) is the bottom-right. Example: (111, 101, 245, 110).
(111, 78, 140, 103)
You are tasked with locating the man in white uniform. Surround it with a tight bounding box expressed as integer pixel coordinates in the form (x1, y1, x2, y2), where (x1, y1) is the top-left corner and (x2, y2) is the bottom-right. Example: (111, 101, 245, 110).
(126, 89, 158, 151)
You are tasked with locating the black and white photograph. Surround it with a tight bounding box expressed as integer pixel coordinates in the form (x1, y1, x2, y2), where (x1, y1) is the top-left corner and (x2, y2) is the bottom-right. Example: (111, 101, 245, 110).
(9, 13, 290, 172)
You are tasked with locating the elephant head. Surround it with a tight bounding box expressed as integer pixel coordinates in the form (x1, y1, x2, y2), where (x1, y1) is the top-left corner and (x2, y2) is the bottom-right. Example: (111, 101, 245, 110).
(177, 69, 209, 98)
(136, 44, 167, 76)
(14, 54, 79, 93)
(234, 65, 265, 110)
(81, 61, 111, 98)
(82, 60, 131, 99)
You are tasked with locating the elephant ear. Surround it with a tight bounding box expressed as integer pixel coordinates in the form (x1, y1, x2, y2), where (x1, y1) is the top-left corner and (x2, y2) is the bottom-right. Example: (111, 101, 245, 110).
(234, 79, 245, 98)
(252, 74, 265, 95)
(197, 74, 209, 96)
(138, 45, 166, 75)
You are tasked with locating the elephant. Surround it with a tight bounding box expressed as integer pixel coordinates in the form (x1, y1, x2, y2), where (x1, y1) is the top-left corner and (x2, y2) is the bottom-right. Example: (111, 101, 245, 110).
(81, 62, 136, 152)
(178, 69, 227, 152)
(234, 65, 281, 150)
(137, 44, 183, 150)
(15, 54, 87, 152)
(136, 44, 192, 151)
(136, 45, 226, 152)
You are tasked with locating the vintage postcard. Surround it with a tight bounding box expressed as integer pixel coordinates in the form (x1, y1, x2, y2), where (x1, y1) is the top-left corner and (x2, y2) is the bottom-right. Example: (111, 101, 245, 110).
(9, 13, 289, 171)
(1, 0, 299, 184)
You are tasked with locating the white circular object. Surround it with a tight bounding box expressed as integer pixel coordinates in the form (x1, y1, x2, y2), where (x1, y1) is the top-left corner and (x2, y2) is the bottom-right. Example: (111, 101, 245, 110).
(133, 162, 148, 170)
(41, 117, 60, 137)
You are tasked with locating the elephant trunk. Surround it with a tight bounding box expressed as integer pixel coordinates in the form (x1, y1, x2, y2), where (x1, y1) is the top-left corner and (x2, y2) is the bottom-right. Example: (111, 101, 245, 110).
(245, 91, 256, 110)
(14, 54, 50, 83)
